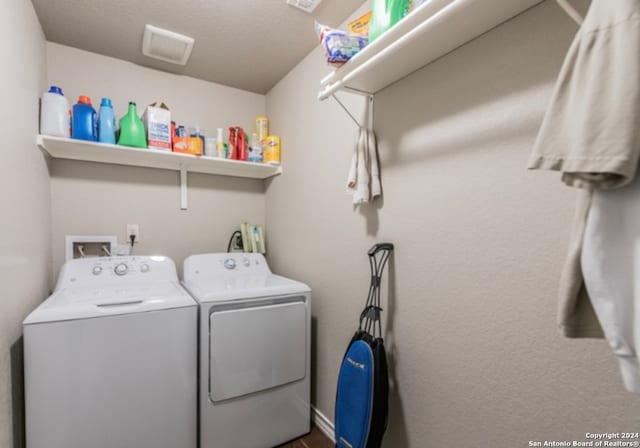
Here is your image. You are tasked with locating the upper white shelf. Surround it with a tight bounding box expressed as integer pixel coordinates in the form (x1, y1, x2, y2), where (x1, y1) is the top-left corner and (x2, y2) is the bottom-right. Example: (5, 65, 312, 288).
(318, 0, 544, 100)
(37, 135, 282, 180)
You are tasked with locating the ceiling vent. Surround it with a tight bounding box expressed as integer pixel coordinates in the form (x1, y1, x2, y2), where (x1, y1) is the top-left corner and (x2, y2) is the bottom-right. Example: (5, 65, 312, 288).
(286, 0, 323, 13)
(142, 25, 194, 66)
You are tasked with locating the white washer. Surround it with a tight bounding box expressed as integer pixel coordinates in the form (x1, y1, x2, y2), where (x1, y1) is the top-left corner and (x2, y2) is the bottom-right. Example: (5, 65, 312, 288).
(23, 256, 197, 448)
(183, 253, 311, 448)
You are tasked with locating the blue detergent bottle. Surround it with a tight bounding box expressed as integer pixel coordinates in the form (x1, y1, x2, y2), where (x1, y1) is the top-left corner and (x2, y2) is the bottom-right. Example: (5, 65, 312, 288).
(98, 98, 116, 144)
(72, 95, 97, 141)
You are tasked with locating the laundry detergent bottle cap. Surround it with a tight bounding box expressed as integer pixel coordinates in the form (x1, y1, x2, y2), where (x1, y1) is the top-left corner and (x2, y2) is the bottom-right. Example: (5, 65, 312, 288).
(78, 95, 92, 105)
(100, 97, 113, 108)
(48, 85, 63, 95)
(117, 101, 147, 148)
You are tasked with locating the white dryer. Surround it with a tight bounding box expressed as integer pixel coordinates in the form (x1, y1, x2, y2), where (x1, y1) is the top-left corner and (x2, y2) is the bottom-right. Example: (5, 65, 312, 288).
(183, 253, 311, 448)
(23, 256, 197, 448)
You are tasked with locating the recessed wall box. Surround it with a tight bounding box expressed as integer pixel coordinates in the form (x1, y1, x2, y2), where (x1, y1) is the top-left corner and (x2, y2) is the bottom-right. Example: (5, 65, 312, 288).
(65, 235, 117, 261)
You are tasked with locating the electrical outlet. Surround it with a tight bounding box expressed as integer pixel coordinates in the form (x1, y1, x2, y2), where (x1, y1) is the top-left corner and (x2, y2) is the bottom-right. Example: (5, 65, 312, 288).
(126, 224, 140, 243)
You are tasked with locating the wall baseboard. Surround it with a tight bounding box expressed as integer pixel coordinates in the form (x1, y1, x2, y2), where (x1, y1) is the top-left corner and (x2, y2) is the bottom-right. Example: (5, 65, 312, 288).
(311, 405, 335, 443)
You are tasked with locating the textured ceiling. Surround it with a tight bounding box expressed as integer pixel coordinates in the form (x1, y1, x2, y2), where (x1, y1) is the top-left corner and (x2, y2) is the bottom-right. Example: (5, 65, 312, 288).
(31, 0, 363, 94)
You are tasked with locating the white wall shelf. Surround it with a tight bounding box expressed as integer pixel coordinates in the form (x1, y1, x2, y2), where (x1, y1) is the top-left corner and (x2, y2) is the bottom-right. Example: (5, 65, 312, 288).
(38, 135, 281, 209)
(318, 0, 544, 100)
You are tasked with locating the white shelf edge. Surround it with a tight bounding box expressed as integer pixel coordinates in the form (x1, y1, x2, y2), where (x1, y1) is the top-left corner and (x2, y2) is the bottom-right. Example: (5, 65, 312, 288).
(37, 135, 282, 180)
(319, 0, 455, 94)
(319, 0, 544, 100)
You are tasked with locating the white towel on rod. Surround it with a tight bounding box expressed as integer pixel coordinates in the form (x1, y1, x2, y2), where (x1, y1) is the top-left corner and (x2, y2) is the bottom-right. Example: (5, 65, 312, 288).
(347, 127, 381, 205)
(368, 129, 381, 199)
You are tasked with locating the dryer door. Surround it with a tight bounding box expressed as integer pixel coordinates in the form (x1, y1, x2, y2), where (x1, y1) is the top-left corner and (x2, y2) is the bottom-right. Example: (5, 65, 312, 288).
(209, 298, 307, 402)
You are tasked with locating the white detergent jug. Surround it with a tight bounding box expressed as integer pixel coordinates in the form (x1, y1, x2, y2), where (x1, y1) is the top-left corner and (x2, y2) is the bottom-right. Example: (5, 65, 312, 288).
(40, 86, 70, 137)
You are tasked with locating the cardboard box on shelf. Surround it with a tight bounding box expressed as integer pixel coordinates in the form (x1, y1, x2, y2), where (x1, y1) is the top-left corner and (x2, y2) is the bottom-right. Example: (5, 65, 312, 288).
(173, 136, 202, 156)
(142, 102, 171, 151)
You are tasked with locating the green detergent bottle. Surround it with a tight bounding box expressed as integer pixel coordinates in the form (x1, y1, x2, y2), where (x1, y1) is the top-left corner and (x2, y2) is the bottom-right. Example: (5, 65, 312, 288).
(369, 0, 412, 42)
(118, 102, 147, 148)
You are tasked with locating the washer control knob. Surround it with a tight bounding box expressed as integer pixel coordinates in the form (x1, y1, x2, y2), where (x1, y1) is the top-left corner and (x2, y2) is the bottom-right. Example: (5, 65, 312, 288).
(223, 258, 236, 270)
(92, 266, 103, 276)
(243, 258, 250, 267)
(114, 263, 128, 276)
(140, 263, 150, 273)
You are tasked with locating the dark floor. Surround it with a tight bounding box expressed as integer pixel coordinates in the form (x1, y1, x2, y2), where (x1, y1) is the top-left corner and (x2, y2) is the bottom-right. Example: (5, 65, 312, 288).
(276, 425, 333, 448)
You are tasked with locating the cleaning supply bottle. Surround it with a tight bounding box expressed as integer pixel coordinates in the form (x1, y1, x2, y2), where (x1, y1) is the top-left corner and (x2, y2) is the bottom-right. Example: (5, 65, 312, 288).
(98, 98, 116, 144)
(248, 133, 263, 163)
(264, 135, 281, 165)
(228, 127, 237, 159)
(118, 102, 146, 148)
(192, 125, 205, 148)
(369, 0, 412, 42)
(40, 86, 70, 137)
(71, 95, 97, 141)
(237, 127, 247, 161)
(255, 116, 269, 141)
(216, 128, 225, 158)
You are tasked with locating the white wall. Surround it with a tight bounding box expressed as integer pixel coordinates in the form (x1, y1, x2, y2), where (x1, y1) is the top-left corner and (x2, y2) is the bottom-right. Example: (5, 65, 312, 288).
(0, 1, 49, 446)
(266, 1, 640, 446)
(47, 43, 267, 278)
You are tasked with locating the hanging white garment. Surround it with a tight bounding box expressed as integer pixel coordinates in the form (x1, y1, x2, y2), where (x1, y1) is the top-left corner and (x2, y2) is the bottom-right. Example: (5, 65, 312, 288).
(368, 129, 381, 200)
(528, 0, 640, 339)
(582, 175, 640, 393)
(347, 127, 381, 205)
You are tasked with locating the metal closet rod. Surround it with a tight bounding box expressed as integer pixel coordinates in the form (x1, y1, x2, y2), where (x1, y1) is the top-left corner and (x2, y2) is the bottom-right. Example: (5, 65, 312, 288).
(556, 0, 584, 25)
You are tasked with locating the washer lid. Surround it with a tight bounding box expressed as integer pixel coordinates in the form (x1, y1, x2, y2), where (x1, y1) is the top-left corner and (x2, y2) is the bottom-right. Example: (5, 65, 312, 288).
(23, 281, 195, 324)
(183, 274, 310, 303)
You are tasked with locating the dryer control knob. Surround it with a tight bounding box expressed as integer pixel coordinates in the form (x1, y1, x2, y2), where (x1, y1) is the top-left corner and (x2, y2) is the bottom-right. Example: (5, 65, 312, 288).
(243, 258, 250, 267)
(223, 258, 236, 270)
(92, 266, 103, 276)
(140, 263, 150, 273)
(114, 263, 128, 276)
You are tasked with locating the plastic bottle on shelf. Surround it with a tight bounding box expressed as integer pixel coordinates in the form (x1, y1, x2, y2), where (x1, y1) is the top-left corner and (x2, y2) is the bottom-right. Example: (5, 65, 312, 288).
(71, 95, 97, 141)
(264, 135, 281, 165)
(190, 125, 205, 149)
(248, 133, 263, 163)
(216, 128, 225, 158)
(237, 127, 247, 161)
(118, 102, 146, 148)
(204, 138, 216, 157)
(40, 85, 70, 137)
(228, 127, 237, 159)
(98, 98, 116, 144)
(255, 116, 269, 141)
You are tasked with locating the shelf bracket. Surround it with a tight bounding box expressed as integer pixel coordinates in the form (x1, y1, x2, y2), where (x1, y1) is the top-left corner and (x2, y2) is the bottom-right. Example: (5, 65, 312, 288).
(556, 0, 583, 25)
(331, 91, 374, 129)
(180, 167, 188, 210)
